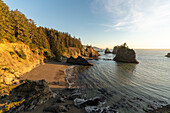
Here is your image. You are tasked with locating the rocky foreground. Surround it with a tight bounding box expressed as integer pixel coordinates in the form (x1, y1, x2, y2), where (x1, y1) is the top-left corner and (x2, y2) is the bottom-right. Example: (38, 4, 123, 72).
(0, 80, 118, 113)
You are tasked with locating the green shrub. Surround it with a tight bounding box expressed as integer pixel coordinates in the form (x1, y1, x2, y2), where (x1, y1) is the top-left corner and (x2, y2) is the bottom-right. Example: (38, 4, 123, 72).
(9, 51, 15, 56)
(43, 51, 52, 59)
(32, 50, 37, 54)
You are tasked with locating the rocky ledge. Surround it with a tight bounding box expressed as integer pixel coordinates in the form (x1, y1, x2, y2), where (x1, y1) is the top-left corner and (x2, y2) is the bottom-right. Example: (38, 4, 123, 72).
(165, 53, 170, 57)
(67, 56, 93, 66)
(0, 80, 54, 113)
(113, 47, 139, 63)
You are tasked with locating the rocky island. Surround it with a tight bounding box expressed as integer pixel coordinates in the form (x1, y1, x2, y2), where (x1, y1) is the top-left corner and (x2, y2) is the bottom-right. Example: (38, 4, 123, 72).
(113, 43, 139, 63)
(104, 48, 112, 54)
(165, 53, 170, 57)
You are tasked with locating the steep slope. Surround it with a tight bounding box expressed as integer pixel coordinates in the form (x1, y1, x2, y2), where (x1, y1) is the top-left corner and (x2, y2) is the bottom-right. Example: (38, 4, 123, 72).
(0, 42, 44, 85)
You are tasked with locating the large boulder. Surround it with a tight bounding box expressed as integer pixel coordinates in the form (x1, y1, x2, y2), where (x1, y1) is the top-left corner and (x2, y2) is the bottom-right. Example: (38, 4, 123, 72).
(105, 48, 112, 54)
(165, 53, 170, 57)
(113, 47, 139, 63)
(0, 80, 54, 113)
(67, 56, 93, 66)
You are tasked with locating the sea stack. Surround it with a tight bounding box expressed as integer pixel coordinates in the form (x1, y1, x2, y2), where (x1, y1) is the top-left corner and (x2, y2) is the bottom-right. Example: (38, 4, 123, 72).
(67, 56, 93, 66)
(105, 48, 112, 54)
(165, 53, 170, 57)
(112, 46, 119, 54)
(113, 45, 139, 63)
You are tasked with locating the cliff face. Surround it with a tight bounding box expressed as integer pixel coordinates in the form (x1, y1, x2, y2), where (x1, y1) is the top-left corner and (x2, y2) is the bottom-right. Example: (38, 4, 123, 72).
(113, 47, 139, 63)
(0, 42, 44, 85)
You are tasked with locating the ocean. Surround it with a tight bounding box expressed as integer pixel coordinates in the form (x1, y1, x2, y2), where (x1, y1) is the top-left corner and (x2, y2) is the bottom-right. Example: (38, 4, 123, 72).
(66, 49, 170, 113)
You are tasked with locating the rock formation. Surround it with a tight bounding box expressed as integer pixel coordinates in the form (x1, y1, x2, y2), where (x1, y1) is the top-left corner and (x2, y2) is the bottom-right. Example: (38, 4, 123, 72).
(0, 80, 54, 113)
(67, 56, 93, 66)
(113, 47, 139, 63)
(81, 46, 100, 57)
(63, 47, 81, 58)
(105, 48, 112, 54)
(112, 46, 119, 54)
(165, 53, 170, 57)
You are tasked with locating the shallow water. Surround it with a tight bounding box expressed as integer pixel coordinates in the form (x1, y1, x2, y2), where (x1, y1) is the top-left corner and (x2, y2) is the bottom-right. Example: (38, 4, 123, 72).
(69, 50, 170, 113)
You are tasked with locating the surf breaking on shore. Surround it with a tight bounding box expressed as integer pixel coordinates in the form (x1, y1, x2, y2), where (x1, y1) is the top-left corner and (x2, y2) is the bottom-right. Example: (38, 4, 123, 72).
(65, 66, 80, 89)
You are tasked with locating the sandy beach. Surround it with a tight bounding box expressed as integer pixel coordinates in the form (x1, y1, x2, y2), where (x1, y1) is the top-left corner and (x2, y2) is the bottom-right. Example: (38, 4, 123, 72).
(20, 61, 70, 88)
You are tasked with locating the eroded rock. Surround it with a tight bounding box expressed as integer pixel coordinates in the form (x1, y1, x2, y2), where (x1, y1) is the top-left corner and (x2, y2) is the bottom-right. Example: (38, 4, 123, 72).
(113, 47, 139, 63)
(0, 80, 53, 113)
(67, 56, 93, 66)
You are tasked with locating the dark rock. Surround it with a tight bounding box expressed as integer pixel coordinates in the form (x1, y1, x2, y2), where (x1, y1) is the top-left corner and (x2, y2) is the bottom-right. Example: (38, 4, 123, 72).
(1, 80, 53, 113)
(74, 97, 104, 108)
(165, 53, 170, 57)
(147, 104, 170, 113)
(85, 106, 118, 113)
(105, 48, 112, 54)
(113, 47, 139, 63)
(67, 56, 93, 66)
(56, 97, 65, 103)
(43, 105, 68, 112)
(112, 46, 119, 54)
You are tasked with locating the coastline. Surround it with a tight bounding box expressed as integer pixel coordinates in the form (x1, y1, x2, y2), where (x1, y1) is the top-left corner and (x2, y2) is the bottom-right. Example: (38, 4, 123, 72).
(20, 61, 70, 88)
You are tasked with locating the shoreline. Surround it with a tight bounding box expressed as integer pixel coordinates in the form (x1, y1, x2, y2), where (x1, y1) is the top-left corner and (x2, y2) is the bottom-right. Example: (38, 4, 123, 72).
(20, 61, 70, 89)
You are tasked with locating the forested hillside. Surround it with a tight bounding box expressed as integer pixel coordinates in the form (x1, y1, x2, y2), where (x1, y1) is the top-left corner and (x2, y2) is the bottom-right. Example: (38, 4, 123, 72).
(0, 0, 83, 57)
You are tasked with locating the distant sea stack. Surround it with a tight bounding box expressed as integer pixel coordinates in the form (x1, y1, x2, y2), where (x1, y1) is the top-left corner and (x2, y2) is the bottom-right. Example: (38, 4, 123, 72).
(165, 53, 170, 57)
(113, 43, 139, 63)
(105, 48, 112, 54)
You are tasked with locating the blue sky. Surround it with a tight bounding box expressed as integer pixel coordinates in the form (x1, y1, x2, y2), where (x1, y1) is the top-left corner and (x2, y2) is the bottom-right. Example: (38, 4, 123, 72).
(4, 0, 170, 49)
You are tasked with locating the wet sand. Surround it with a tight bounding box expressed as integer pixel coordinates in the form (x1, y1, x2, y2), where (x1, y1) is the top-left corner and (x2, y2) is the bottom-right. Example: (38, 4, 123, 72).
(20, 61, 70, 88)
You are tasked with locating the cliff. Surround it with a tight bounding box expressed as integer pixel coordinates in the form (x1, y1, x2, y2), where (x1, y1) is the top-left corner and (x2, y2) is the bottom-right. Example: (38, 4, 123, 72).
(0, 42, 44, 85)
(113, 47, 139, 63)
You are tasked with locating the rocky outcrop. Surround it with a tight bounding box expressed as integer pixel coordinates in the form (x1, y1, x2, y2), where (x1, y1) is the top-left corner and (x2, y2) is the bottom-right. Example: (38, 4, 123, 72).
(105, 48, 112, 54)
(148, 104, 170, 113)
(74, 97, 104, 108)
(67, 56, 93, 66)
(112, 46, 119, 54)
(165, 53, 170, 57)
(0, 80, 54, 113)
(82, 47, 100, 57)
(63, 47, 81, 58)
(113, 47, 139, 63)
